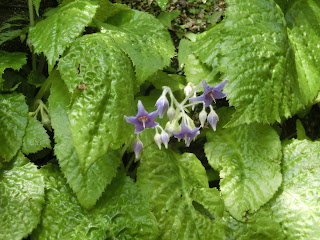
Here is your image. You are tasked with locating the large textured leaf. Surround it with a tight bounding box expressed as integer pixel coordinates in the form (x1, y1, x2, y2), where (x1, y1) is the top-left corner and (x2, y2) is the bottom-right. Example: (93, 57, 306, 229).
(0, 93, 28, 162)
(0, 153, 45, 240)
(204, 108, 282, 221)
(49, 70, 121, 209)
(224, 206, 285, 240)
(22, 117, 51, 155)
(29, 0, 98, 72)
(137, 145, 225, 239)
(58, 33, 135, 172)
(192, 0, 320, 126)
(270, 140, 320, 239)
(0, 51, 26, 89)
(100, 4, 175, 84)
(32, 164, 159, 239)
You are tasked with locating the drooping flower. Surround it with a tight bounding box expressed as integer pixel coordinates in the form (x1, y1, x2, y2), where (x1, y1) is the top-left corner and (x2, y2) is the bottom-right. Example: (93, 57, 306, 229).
(189, 79, 228, 107)
(160, 131, 169, 149)
(199, 108, 207, 127)
(154, 132, 162, 149)
(170, 121, 200, 147)
(132, 139, 143, 158)
(167, 106, 176, 122)
(124, 100, 158, 133)
(207, 109, 219, 131)
(155, 95, 169, 118)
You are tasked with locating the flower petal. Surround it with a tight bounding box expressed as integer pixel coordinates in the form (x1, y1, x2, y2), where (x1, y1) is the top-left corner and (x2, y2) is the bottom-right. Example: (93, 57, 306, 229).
(214, 79, 228, 92)
(137, 100, 149, 117)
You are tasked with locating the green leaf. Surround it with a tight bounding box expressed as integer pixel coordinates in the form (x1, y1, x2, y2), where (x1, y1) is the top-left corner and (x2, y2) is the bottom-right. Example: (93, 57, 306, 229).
(100, 4, 175, 84)
(22, 117, 51, 155)
(178, 38, 193, 69)
(33, 0, 42, 16)
(147, 71, 185, 92)
(137, 145, 225, 239)
(270, 139, 320, 239)
(58, 33, 135, 172)
(49, 70, 121, 209)
(204, 108, 282, 221)
(0, 153, 45, 240)
(29, 0, 98, 72)
(155, 0, 168, 11)
(0, 93, 28, 162)
(0, 15, 28, 46)
(286, 0, 320, 103)
(0, 51, 27, 90)
(296, 119, 309, 140)
(193, 0, 320, 126)
(32, 164, 159, 239)
(224, 206, 285, 240)
(157, 10, 180, 27)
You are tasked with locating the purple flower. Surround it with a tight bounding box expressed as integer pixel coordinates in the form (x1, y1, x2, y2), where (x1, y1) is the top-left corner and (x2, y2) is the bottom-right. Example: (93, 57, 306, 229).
(155, 95, 169, 118)
(160, 131, 169, 149)
(133, 140, 143, 158)
(125, 100, 158, 133)
(170, 121, 200, 147)
(189, 79, 228, 107)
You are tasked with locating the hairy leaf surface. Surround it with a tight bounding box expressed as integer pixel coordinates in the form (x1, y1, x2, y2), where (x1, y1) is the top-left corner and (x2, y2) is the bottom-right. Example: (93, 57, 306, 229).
(22, 117, 51, 155)
(137, 145, 225, 239)
(49, 71, 121, 209)
(100, 4, 175, 84)
(0, 51, 26, 89)
(270, 140, 320, 239)
(204, 108, 282, 221)
(224, 206, 285, 240)
(59, 33, 135, 172)
(0, 93, 28, 162)
(29, 0, 98, 71)
(0, 153, 45, 240)
(193, 0, 320, 126)
(32, 164, 158, 239)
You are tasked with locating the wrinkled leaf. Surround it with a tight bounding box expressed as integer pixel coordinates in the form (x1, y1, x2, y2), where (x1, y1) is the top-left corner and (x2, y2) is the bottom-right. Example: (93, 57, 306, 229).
(0, 153, 45, 240)
(204, 108, 282, 221)
(22, 117, 51, 155)
(137, 145, 225, 239)
(0, 15, 28, 46)
(32, 164, 159, 239)
(0, 51, 26, 90)
(49, 70, 121, 209)
(0, 93, 28, 162)
(29, 0, 98, 72)
(59, 33, 135, 172)
(270, 140, 320, 239)
(193, 0, 320, 126)
(224, 206, 285, 240)
(100, 4, 175, 84)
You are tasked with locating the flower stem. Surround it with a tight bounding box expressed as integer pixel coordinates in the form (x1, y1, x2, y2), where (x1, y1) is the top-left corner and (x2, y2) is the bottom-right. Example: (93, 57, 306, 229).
(28, 0, 36, 71)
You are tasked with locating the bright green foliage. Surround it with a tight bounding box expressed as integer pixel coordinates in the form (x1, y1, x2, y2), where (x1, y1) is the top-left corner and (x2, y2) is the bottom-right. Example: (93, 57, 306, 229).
(286, 0, 320, 103)
(58, 33, 135, 172)
(33, 0, 42, 16)
(0, 153, 45, 240)
(224, 206, 285, 240)
(204, 108, 282, 221)
(192, 0, 320, 126)
(29, 0, 98, 72)
(49, 71, 121, 209)
(22, 117, 51, 155)
(270, 140, 320, 239)
(0, 51, 26, 89)
(32, 164, 159, 239)
(0, 93, 28, 162)
(156, 0, 168, 10)
(0, 15, 28, 46)
(137, 145, 225, 239)
(100, 4, 175, 84)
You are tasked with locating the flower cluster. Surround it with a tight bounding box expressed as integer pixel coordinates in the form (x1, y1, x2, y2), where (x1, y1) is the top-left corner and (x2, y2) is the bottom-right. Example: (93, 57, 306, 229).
(124, 79, 227, 158)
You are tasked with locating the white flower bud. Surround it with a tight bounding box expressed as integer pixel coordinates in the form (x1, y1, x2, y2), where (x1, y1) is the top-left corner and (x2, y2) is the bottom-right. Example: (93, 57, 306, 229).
(199, 109, 207, 127)
(154, 132, 162, 150)
(167, 106, 176, 122)
(184, 84, 193, 97)
(208, 110, 219, 131)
